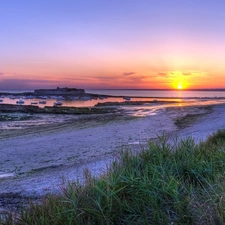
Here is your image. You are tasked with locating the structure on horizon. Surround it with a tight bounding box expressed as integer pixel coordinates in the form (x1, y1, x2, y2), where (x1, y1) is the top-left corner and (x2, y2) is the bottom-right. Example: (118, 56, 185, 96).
(34, 87, 85, 95)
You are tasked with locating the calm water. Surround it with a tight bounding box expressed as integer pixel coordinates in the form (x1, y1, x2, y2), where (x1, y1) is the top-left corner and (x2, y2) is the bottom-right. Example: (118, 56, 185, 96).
(86, 89, 225, 98)
(0, 96, 161, 108)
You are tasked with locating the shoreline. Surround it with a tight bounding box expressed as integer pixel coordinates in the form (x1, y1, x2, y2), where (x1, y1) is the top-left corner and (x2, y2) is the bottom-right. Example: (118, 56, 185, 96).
(1, 103, 225, 212)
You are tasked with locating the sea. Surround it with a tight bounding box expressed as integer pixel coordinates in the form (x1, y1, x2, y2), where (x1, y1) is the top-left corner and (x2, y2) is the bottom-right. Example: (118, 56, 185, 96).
(86, 89, 225, 99)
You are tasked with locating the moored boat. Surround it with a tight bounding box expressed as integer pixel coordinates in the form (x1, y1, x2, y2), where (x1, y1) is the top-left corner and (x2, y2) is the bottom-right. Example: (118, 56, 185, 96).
(16, 99, 25, 104)
(39, 100, 46, 104)
(123, 96, 131, 101)
(54, 101, 63, 106)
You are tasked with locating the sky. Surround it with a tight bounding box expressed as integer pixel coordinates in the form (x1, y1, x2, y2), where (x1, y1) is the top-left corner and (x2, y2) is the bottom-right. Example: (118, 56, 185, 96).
(1, 0, 225, 90)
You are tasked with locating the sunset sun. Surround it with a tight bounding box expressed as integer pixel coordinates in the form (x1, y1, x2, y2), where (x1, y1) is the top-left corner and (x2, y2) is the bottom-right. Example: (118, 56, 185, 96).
(172, 79, 186, 90)
(170, 71, 190, 90)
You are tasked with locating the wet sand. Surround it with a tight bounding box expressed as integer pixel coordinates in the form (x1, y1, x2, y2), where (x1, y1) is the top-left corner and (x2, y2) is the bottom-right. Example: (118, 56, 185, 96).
(0, 104, 225, 212)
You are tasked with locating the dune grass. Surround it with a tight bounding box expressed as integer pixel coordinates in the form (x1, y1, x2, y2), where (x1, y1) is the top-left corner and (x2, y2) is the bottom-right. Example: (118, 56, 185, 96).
(2, 130, 225, 224)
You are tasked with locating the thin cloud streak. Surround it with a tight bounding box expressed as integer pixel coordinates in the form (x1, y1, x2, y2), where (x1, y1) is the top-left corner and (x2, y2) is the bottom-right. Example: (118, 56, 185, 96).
(123, 72, 136, 76)
(157, 71, 207, 78)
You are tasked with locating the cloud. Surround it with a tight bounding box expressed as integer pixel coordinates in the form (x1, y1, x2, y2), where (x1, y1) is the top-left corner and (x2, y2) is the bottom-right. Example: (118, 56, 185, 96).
(0, 72, 12, 77)
(157, 72, 168, 77)
(92, 76, 115, 81)
(183, 71, 207, 77)
(32, 62, 51, 64)
(158, 70, 207, 78)
(123, 72, 136, 76)
(126, 75, 146, 83)
(182, 72, 194, 76)
(60, 77, 89, 82)
(81, 73, 151, 88)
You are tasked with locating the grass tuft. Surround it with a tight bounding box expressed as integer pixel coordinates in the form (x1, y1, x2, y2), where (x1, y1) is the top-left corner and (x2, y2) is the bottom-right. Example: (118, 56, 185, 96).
(2, 130, 225, 224)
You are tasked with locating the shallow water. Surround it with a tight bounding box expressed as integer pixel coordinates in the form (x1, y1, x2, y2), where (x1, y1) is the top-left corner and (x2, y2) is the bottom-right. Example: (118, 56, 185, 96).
(1, 92, 225, 108)
(1, 97, 225, 130)
(0, 96, 157, 108)
(121, 98, 225, 117)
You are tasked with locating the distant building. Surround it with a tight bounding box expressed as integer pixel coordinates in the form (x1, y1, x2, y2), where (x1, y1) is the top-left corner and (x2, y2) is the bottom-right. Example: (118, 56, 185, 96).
(34, 87, 85, 95)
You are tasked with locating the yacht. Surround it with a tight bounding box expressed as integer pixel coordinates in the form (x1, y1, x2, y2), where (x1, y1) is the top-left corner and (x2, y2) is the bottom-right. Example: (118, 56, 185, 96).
(123, 96, 131, 101)
(39, 100, 46, 104)
(54, 101, 63, 106)
(16, 99, 25, 104)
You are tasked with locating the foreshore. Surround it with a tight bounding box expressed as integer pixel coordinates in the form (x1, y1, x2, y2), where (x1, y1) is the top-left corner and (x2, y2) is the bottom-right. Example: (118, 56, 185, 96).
(1, 103, 225, 212)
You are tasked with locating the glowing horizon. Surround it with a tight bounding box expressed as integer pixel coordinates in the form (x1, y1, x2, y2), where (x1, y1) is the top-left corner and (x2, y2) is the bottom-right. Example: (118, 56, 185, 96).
(1, 1, 225, 91)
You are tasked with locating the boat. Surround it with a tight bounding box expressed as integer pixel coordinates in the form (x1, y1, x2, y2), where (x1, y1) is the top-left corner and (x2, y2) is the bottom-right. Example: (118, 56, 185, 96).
(54, 101, 63, 106)
(57, 96, 65, 100)
(50, 96, 58, 99)
(39, 100, 46, 104)
(16, 99, 24, 104)
(39, 96, 48, 99)
(31, 102, 38, 104)
(80, 96, 91, 101)
(123, 96, 131, 101)
(26, 95, 34, 99)
(99, 96, 108, 100)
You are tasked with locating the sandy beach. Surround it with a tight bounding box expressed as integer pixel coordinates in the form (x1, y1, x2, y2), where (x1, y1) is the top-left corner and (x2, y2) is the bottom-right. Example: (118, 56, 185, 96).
(1, 103, 225, 212)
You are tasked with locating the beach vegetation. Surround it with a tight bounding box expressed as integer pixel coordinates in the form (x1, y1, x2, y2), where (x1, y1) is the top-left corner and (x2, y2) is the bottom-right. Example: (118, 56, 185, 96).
(174, 106, 212, 129)
(2, 130, 225, 224)
(174, 113, 203, 128)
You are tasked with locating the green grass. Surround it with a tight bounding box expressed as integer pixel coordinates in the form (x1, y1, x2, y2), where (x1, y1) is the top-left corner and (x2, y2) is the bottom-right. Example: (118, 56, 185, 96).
(2, 130, 225, 224)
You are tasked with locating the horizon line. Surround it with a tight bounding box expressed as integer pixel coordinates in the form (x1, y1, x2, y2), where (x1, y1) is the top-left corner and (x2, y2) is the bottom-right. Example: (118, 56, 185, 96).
(86, 88, 225, 91)
(2, 88, 225, 92)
